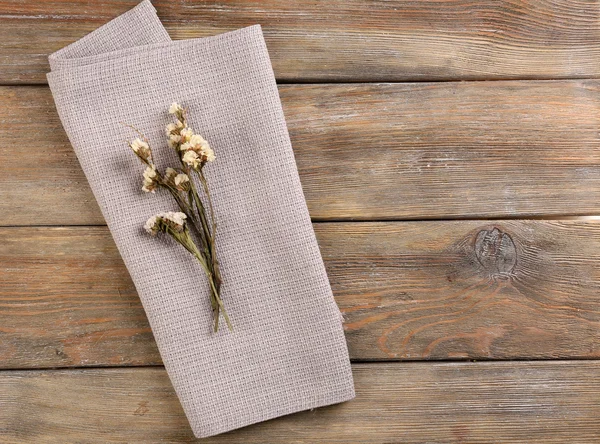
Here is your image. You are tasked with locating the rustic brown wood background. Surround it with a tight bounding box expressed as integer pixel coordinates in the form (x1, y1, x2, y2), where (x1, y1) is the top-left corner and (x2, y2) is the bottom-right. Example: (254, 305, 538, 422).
(1, 1, 600, 442)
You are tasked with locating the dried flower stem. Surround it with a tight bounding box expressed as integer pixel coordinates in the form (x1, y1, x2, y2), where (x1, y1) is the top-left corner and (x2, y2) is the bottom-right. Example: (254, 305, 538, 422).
(185, 172, 229, 330)
(197, 168, 222, 287)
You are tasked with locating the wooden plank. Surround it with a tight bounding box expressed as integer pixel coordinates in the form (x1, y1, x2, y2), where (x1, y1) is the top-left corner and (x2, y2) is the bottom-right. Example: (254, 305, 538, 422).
(328, 220, 600, 361)
(0, 362, 599, 442)
(1, 1, 600, 83)
(2, 81, 600, 225)
(2, 221, 600, 369)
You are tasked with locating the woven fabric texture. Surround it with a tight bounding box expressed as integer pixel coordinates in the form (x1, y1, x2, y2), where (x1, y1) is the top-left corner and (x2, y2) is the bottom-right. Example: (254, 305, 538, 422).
(47, 0, 355, 438)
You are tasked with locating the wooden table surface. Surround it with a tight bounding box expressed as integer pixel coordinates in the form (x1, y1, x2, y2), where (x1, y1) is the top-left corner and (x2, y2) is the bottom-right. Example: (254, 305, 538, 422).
(1, 1, 600, 442)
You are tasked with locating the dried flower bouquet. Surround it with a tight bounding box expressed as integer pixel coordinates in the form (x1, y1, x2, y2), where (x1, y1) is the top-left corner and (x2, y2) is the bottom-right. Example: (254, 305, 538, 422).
(126, 103, 231, 332)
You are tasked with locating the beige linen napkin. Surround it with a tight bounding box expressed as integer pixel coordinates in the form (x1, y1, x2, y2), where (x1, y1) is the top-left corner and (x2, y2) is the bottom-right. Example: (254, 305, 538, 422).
(46, 0, 354, 438)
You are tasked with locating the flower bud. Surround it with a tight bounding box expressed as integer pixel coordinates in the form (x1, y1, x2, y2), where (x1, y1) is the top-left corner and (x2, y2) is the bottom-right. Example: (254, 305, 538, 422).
(142, 165, 159, 193)
(174, 173, 191, 191)
(129, 137, 152, 164)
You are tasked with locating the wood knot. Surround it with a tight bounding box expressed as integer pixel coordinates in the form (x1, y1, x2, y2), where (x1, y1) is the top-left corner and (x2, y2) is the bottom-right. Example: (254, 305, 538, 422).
(134, 401, 149, 416)
(474, 227, 517, 277)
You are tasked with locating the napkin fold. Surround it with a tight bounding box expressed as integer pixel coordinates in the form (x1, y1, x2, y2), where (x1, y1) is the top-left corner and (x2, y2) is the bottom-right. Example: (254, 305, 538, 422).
(47, 0, 354, 438)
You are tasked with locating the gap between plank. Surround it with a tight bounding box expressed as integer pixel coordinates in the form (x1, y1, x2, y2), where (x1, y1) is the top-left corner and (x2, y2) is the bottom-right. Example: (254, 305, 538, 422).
(2, 215, 600, 229)
(2, 357, 600, 373)
(5, 76, 600, 88)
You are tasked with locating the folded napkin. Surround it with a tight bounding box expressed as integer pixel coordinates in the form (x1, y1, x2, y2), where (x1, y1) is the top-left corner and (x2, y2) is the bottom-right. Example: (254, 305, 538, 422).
(47, 0, 354, 438)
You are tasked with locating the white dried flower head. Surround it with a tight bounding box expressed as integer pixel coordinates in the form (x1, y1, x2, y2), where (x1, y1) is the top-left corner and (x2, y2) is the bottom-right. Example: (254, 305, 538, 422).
(129, 138, 152, 163)
(191, 135, 215, 163)
(182, 150, 200, 169)
(169, 102, 183, 115)
(180, 128, 194, 144)
(167, 135, 181, 149)
(142, 181, 157, 193)
(143, 165, 157, 180)
(164, 167, 177, 181)
(130, 138, 149, 152)
(203, 147, 216, 163)
(163, 167, 187, 190)
(181, 133, 216, 164)
(165, 121, 184, 135)
(174, 173, 190, 191)
(166, 121, 185, 149)
(144, 215, 159, 235)
(164, 211, 187, 227)
(142, 165, 158, 193)
(189, 134, 208, 147)
(144, 211, 187, 236)
(165, 123, 176, 135)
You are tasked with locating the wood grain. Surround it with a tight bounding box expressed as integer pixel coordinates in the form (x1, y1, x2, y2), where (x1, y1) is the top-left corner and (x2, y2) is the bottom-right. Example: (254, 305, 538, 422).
(1, 362, 599, 442)
(1, 1, 600, 83)
(2, 221, 600, 368)
(3, 1, 599, 441)
(2, 81, 600, 225)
